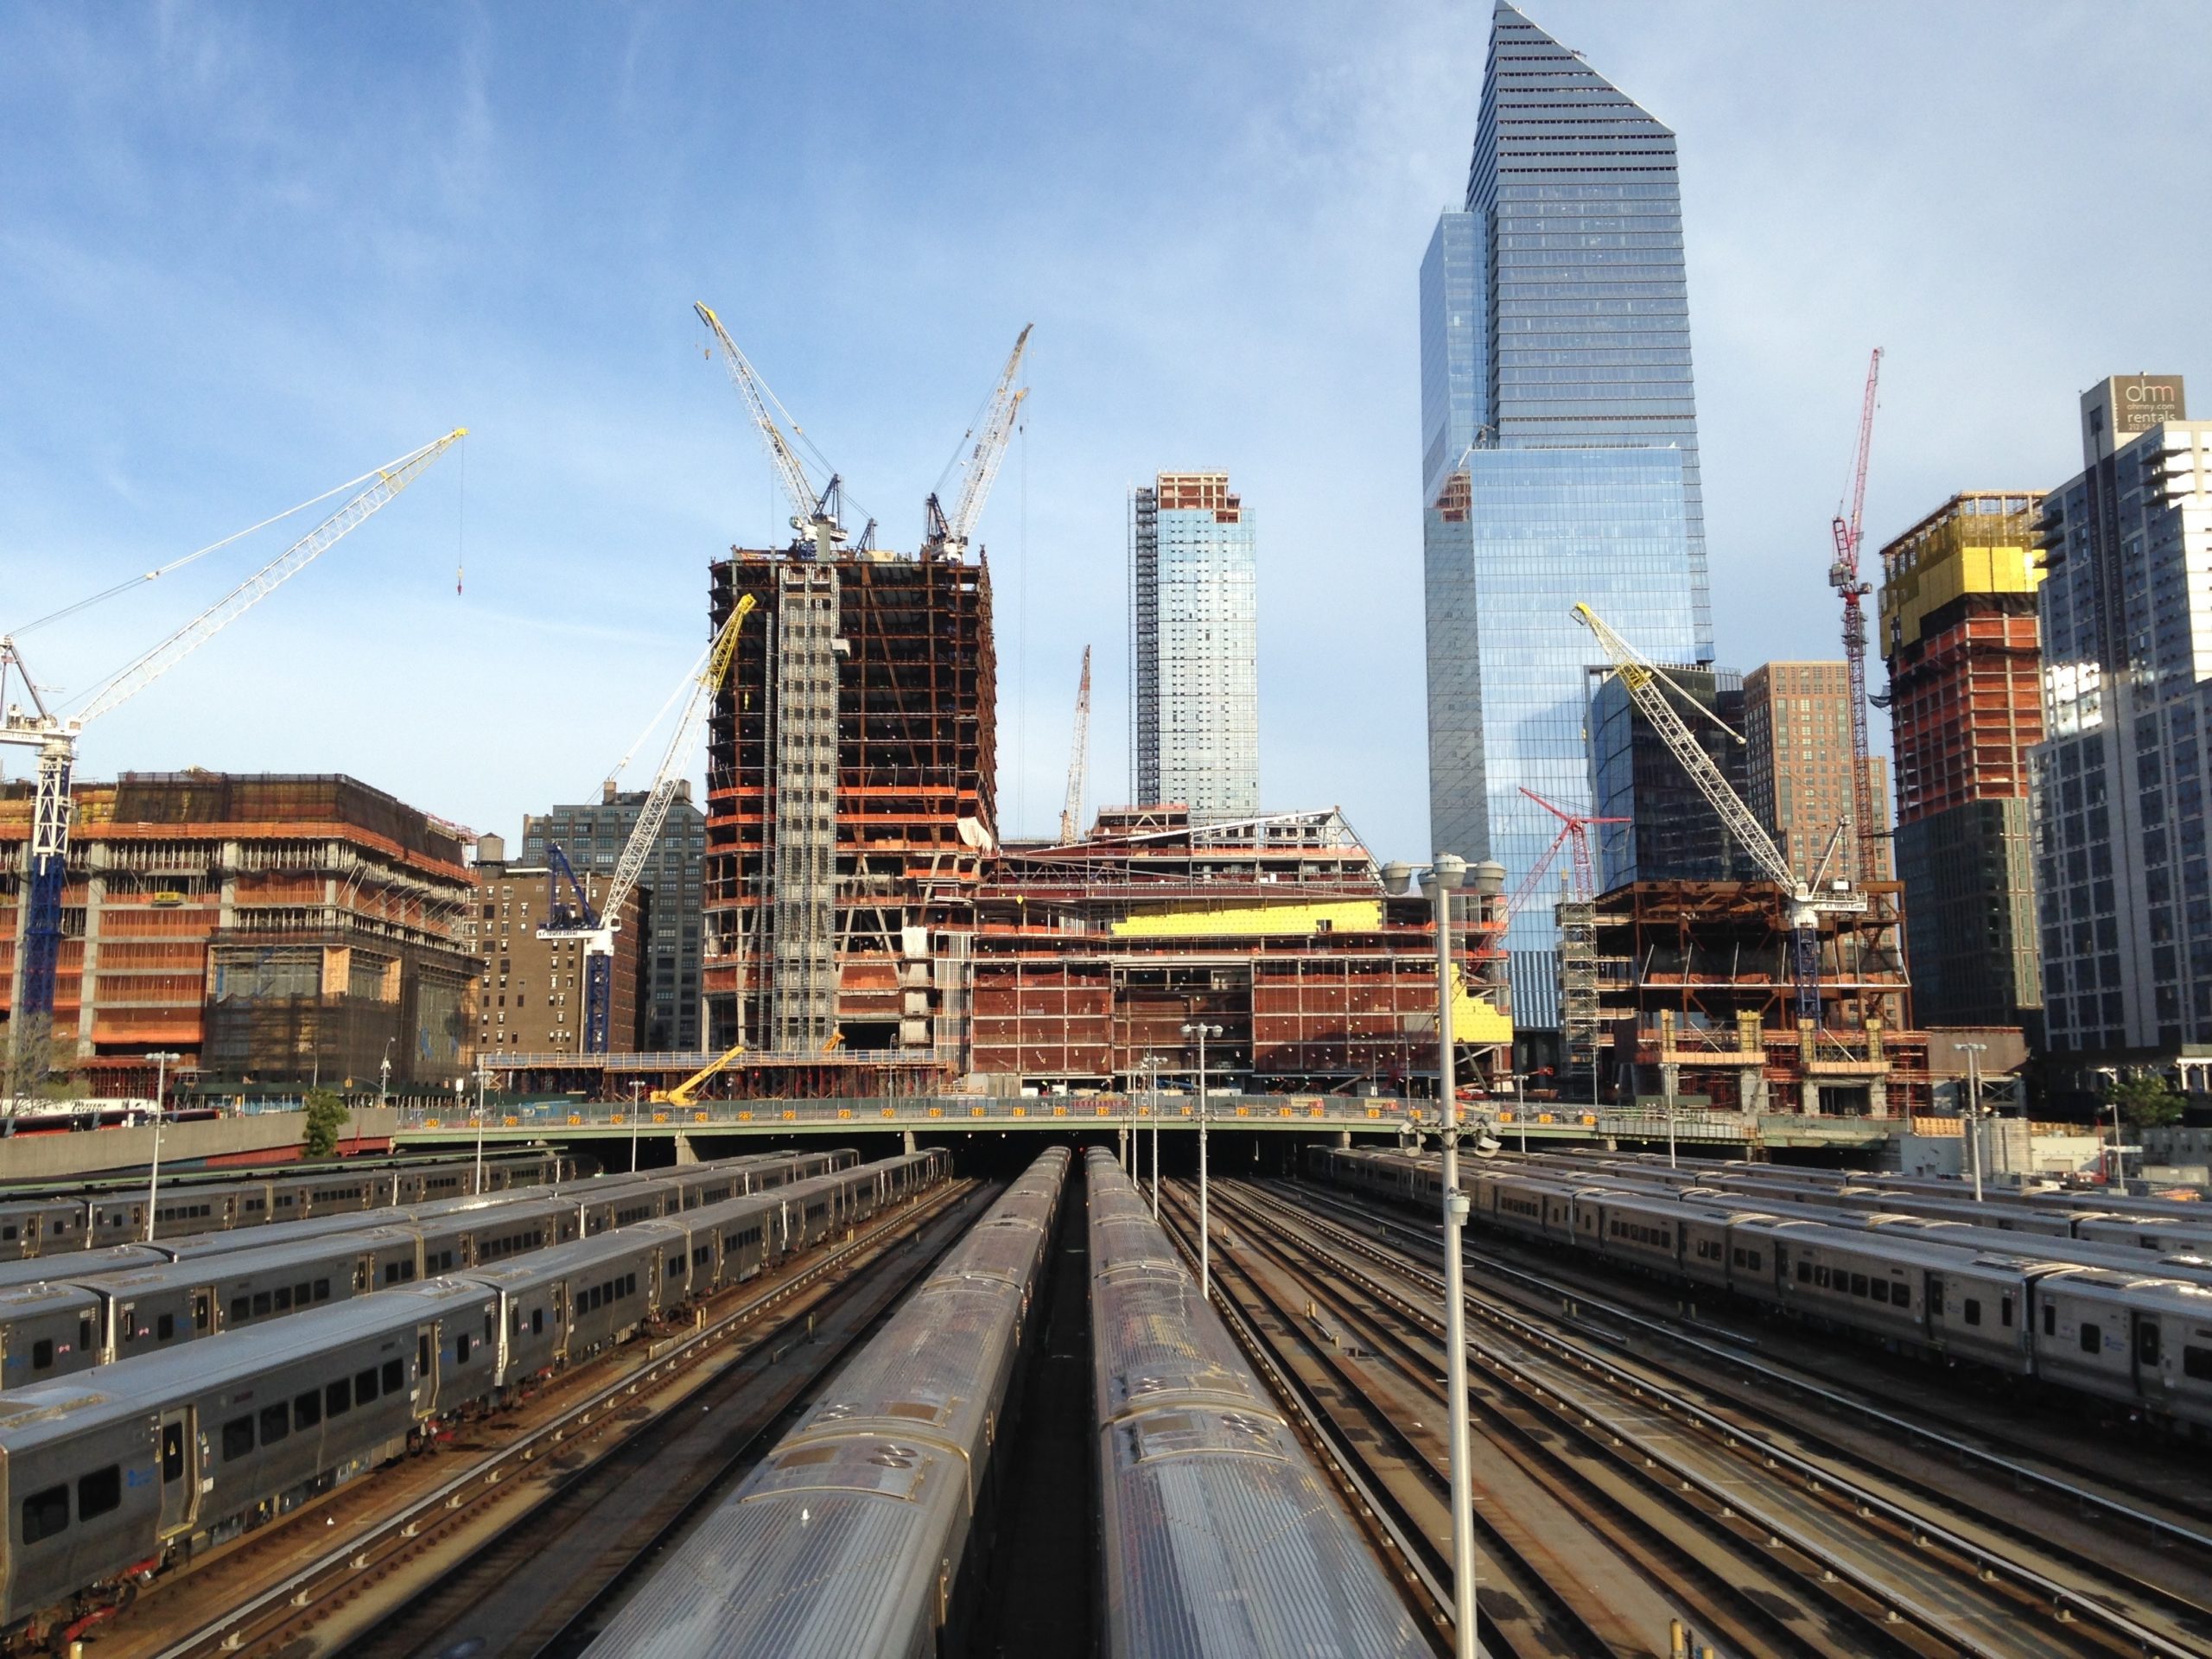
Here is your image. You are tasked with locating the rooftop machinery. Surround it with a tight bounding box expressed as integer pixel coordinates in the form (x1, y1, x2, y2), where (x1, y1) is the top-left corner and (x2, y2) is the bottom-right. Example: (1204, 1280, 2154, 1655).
(1573, 601, 1866, 1027)
(539, 593, 756, 1054)
(1828, 347, 1884, 882)
(0, 429, 467, 1101)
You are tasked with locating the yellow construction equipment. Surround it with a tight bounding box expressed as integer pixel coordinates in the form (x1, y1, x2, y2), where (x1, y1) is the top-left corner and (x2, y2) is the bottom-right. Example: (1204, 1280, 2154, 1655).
(652, 1044, 746, 1107)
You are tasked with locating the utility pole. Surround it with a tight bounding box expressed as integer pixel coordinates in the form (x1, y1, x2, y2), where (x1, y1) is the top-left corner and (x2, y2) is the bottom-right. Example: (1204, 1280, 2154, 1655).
(474, 1064, 488, 1194)
(630, 1079, 645, 1173)
(143, 1051, 179, 1243)
(1180, 1022, 1222, 1299)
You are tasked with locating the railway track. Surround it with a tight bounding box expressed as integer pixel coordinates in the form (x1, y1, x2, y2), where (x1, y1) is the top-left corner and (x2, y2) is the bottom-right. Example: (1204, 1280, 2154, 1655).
(96, 1179, 988, 1659)
(1220, 1175, 2212, 1659)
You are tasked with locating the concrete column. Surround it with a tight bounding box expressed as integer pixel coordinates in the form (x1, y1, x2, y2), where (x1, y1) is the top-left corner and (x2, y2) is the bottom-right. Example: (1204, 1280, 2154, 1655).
(1738, 1068, 1768, 1115)
(1659, 1060, 1680, 1103)
(1866, 1077, 1889, 1119)
(1338, 1129, 1351, 1148)
(672, 1132, 699, 1166)
(1800, 1075, 1820, 1115)
(1119, 1127, 1128, 1169)
(903, 1129, 916, 1154)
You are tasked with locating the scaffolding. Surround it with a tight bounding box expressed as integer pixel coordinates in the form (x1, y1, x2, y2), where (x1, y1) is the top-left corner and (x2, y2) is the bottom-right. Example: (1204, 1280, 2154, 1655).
(768, 563, 840, 1049)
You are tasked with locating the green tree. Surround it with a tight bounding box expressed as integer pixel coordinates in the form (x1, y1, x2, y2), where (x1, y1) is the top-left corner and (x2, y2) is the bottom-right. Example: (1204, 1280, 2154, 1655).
(302, 1088, 351, 1157)
(2106, 1071, 2185, 1129)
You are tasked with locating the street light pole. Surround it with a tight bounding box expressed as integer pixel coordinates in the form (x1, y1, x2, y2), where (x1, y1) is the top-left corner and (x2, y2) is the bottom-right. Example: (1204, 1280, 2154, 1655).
(1383, 851, 1478, 1659)
(629, 1079, 645, 1173)
(144, 1051, 179, 1243)
(1180, 1021, 1222, 1300)
(474, 1064, 487, 1194)
(1961, 1041, 1987, 1201)
(1147, 1053, 1161, 1219)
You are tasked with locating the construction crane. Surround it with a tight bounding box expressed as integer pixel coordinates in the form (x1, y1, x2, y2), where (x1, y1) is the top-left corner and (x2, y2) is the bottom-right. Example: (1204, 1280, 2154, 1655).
(652, 1042, 744, 1106)
(1828, 347, 1884, 884)
(0, 429, 467, 1101)
(922, 324, 1032, 560)
(540, 593, 756, 1053)
(695, 302, 846, 560)
(1573, 601, 1866, 1027)
(1058, 645, 1092, 844)
(1502, 787, 1626, 919)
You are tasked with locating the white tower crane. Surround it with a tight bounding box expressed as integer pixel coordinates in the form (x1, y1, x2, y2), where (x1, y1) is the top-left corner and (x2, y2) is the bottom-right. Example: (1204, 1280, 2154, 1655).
(695, 302, 847, 560)
(1059, 645, 1092, 845)
(2, 429, 467, 1099)
(537, 594, 756, 1053)
(924, 324, 1032, 560)
(1571, 601, 1865, 1028)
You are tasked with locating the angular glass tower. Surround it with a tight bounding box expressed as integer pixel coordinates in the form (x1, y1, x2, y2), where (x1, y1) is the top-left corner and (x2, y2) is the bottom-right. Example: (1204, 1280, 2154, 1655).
(1421, 0, 1713, 1028)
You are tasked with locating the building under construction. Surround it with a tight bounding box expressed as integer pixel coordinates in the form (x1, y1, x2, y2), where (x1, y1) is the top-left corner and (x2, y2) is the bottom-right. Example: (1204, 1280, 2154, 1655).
(1593, 878, 1929, 1116)
(0, 772, 478, 1094)
(969, 807, 1510, 1092)
(700, 544, 997, 1080)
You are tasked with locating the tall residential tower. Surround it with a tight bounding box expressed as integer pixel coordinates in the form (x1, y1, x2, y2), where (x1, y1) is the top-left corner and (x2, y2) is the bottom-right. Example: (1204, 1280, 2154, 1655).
(1421, 0, 1712, 1028)
(1129, 473, 1259, 817)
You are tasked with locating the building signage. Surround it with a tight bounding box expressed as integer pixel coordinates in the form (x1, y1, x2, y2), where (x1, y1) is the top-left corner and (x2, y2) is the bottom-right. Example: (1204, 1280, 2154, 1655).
(2111, 374, 2186, 433)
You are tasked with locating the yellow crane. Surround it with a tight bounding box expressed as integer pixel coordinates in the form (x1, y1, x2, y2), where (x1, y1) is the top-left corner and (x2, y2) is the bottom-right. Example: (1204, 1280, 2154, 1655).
(652, 1043, 746, 1107)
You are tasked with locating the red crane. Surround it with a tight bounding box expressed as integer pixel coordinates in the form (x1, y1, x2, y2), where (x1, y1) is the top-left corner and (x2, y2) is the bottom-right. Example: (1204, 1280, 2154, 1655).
(1504, 787, 1629, 918)
(1828, 347, 1884, 885)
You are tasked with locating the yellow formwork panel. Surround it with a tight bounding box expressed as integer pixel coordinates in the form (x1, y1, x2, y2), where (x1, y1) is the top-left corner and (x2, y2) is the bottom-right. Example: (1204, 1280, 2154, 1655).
(1109, 898, 1385, 938)
(1452, 966, 1513, 1045)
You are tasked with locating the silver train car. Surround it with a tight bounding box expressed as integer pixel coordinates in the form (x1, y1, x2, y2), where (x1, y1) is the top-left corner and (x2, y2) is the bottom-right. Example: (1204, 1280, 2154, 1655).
(1090, 1149, 1427, 1658)
(579, 1147, 1067, 1659)
(0, 1151, 856, 1388)
(0, 1150, 566, 1261)
(0, 1149, 948, 1645)
(1313, 1146, 2212, 1431)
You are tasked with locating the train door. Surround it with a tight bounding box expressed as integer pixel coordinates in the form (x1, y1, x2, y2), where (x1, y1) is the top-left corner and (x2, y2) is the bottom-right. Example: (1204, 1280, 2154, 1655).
(416, 1324, 441, 1411)
(2133, 1309, 2164, 1395)
(157, 1406, 200, 1535)
(553, 1283, 571, 1360)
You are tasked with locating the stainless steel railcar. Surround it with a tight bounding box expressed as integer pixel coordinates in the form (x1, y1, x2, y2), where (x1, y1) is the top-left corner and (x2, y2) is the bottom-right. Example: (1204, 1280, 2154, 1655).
(578, 1147, 1059, 1659)
(1091, 1149, 1427, 1658)
(0, 1151, 947, 1644)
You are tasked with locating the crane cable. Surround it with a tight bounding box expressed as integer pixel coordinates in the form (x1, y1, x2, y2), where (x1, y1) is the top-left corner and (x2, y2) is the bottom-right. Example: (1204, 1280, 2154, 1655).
(5, 457, 404, 638)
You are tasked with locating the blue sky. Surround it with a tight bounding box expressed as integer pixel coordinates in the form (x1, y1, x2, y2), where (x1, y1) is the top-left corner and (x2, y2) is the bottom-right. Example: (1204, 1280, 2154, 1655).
(4, 2, 2209, 860)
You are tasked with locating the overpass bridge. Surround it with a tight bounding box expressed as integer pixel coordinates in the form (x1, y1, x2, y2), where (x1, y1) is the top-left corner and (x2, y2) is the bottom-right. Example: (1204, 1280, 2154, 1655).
(391, 1094, 1904, 1159)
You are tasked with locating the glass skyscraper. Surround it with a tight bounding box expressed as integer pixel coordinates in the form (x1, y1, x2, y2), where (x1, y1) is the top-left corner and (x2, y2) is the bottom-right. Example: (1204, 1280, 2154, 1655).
(1130, 473, 1260, 816)
(1421, 0, 1713, 1027)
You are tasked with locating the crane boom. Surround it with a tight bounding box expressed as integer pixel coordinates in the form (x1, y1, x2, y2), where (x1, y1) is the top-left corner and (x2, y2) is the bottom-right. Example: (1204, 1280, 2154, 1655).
(925, 324, 1031, 558)
(541, 594, 756, 1052)
(1828, 347, 1883, 883)
(1572, 604, 1792, 887)
(1058, 645, 1092, 844)
(79, 430, 467, 726)
(695, 302, 842, 558)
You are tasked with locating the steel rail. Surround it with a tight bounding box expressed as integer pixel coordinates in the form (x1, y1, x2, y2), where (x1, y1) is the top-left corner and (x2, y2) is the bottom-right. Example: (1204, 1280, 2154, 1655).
(1292, 1177, 2212, 1555)
(1251, 1180, 2206, 1659)
(142, 1180, 977, 1659)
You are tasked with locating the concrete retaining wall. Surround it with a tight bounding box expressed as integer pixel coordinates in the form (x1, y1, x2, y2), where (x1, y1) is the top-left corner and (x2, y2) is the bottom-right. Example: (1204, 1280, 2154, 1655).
(0, 1108, 402, 1183)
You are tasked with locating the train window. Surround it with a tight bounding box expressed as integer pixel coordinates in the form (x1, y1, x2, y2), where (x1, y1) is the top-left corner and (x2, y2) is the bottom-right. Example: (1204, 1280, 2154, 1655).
(1871, 1281, 1890, 1305)
(222, 1417, 255, 1460)
(295, 1390, 321, 1428)
(2138, 1323, 2162, 1366)
(1928, 1281, 1944, 1317)
(484, 1313, 494, 1344)
(1964, 1300, 1982, 1326)
(382, 1358, 404, 1395)
(456, 1335, 472, 1364)
(1747, 1252, 1760, 1272)
(21, 1484, 69, 1544)
(274, 1288, 293, 1313)
(31, 1338, 53, 1370)
(157, 1313, 175, 1341)
(194, 1294, 211, 1332)
(2044, 1305, 2056, 1337)
(327, 1377, 353, 1416)
(2000, 1296, 2015, 1328)
(78, 1465, 121, 1521)
(669, 1254, 683, 1275)
(385, 1264, 403, 1286)
(356, 1367, 379, 1405)
(2, 1226, 16, 1242)
(231, 1297, 250, 1323)
(252, 1293, 272, 1318)
(1795, 1262, 1812, 1283)
(2080, 1325, 2101, 1355)
(294, 1281, 311, 1306)
(80, 1317, 93, 1351)
(2184, 1346, 2212, 1380)
(314, 1281, 330, 1303)
(162, 1423, 185, 1482)
(1850, 1274, 1868, 1298)
(626, 1273, 638, 1296)
(260, 1404, 289, 1445)
(1893, 1283, 1910, 1311)
(532, 1309, 545, 1336)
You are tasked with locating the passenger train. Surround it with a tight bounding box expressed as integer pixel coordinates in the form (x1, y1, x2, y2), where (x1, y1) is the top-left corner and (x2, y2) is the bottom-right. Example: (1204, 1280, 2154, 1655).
(1313, 1145, 2212, 1433)
(0, 1148, 943, 1648)
(1090, 1149, 1427, 1657)
(0, 1150, 567, 1261)
(581, 1147, 1070, 1659)
(0, 1150, 855, 1389)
